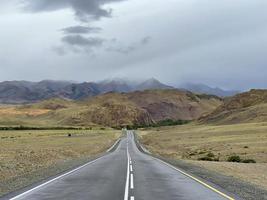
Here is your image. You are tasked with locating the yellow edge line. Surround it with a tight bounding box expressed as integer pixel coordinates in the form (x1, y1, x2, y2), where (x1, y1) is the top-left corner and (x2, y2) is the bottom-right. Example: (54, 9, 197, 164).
(154, 158, 235, 200)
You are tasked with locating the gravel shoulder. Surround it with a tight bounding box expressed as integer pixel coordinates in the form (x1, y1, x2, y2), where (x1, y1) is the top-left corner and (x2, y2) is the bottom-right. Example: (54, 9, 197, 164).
(164, 158, 267, 200)
(0, 129, 121, 198)
(0, 155, 103, 199)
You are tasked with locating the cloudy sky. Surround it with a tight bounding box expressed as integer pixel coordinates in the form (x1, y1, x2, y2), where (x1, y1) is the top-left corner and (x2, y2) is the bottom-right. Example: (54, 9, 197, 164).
(0, 0, 267, 90)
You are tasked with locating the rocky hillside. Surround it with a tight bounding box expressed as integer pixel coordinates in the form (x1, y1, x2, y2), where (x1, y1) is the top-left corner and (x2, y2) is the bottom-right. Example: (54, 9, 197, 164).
(126, 90, 221, 122)
(0, 90, 222, 127)
(201, 89, 267, 124)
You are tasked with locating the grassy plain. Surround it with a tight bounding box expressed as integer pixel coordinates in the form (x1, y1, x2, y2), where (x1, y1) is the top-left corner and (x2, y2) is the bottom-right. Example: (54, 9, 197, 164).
(139, 122, 267, 189)
(0, 129, 120, 196)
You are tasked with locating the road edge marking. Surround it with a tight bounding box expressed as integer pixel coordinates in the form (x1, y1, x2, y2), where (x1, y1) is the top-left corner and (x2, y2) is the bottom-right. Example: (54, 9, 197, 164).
(10, 154, 109, 200)
(106, 138, 121, 152)
(134, 132, 235, 200)
(153, 157, 235, 200)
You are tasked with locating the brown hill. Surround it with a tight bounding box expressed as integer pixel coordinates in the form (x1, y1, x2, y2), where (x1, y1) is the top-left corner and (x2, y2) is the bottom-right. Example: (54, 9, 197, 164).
(127, 90, 221, 122)
(201, 89, 267, 124)
(0, 90, 222, 127)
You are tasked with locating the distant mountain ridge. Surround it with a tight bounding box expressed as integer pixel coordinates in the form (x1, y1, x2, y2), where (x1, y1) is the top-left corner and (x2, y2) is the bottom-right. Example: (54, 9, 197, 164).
(0, 79, 239, 104)
(0, 78, 173, 104)
(180, 83, 239, 97)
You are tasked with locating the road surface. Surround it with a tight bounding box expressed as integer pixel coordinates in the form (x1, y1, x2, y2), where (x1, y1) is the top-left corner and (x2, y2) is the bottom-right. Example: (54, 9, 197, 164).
(5, 131, 236, 200)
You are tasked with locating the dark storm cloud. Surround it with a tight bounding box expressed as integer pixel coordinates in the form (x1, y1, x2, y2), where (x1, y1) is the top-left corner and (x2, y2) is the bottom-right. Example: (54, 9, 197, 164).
(24, 0, 126, 21)
(62, 35, 104, 47)
(61, 26, 102, 34)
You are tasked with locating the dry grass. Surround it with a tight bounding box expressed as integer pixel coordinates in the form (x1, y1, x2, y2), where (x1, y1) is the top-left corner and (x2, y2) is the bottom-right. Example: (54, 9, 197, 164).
(187, 161, 267, 190)
(139, 122, 267, 189)
(0, 107, 50, 116)
(0, 129, 120, 194)
(140, 122, 267, 162)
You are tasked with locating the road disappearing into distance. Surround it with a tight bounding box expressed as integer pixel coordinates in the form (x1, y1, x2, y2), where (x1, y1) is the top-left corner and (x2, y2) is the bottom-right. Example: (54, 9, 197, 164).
(5, 131, 237, 200)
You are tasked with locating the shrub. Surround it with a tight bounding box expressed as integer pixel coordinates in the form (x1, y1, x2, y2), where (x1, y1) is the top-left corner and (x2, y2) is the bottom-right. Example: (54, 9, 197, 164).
(242, 159, 256, 163)
(244, 146, 249, 149)
(207, 152, 215, 157)
(198, 151, 206, 155)
(189, 152, 197, 156)
(227, 155, 241, 162)
(198, 156, 214, 161)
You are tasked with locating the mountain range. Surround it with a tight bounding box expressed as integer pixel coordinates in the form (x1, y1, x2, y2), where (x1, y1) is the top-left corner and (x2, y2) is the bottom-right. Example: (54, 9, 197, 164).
(0, 89, 222, 127)
(0, 78, 238, 104)
(0, 85, 266, 127)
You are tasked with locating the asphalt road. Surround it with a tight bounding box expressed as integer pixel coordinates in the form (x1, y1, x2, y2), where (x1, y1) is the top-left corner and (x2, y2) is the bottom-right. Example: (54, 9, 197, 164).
(6, 131, 236, 200)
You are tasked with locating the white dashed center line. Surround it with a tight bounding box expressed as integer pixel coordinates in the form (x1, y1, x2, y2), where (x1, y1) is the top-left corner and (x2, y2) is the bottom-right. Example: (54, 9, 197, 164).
(124, 138, 130, 200)
(130, 173, 134, 189)
(126, 131, 135, 200)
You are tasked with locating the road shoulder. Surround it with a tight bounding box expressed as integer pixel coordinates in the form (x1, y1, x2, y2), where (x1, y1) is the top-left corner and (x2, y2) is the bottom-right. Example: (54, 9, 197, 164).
(1, 138, 122, 199)
(134, 133, 267, 200)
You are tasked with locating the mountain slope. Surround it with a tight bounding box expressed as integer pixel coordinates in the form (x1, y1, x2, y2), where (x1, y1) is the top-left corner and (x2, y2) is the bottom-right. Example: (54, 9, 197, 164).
(127, 90, 221, 122)
(97, 79, 133, 93)
(58, 82, 100, 100)
(0, 80, 71, 104)
(136, 78, 173, 91)
(201, 89, 267, 124)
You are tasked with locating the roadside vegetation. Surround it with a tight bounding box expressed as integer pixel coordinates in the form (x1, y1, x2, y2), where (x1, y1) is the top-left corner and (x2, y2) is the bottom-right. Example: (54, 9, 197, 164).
(0, 126, 95, 131)
(119, 119, 191, 130)
(139, 122, 267, 190)
(0, 128, 121, 196)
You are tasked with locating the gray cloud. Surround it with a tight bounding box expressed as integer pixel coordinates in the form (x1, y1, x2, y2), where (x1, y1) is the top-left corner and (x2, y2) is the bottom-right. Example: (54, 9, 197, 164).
(106, 45, 136, 54)
(107, 36, 152, 54)
(61, 26, 102, 34)
(60, 35, 104, 54)
(52, 46, 67, 56)
(141, 36, 151, 45)
(23, 0, 126, 21)
(62, 35, 104, 46)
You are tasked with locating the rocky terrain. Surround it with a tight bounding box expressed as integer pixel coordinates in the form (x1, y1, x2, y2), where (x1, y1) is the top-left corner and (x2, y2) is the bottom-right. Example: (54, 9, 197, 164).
(201, 89, 267, 124)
